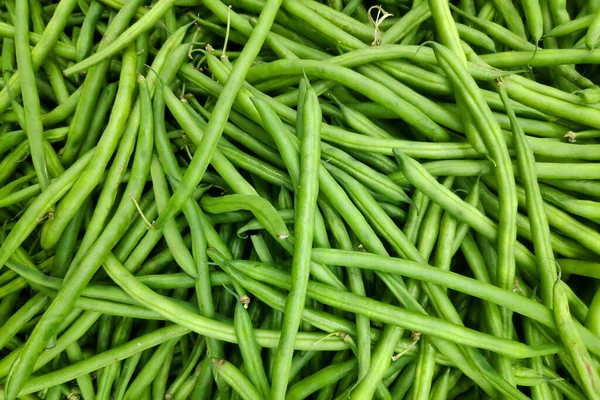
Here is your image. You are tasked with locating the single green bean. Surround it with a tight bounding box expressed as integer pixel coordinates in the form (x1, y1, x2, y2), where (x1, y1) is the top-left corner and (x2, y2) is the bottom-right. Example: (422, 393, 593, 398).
(554, 279, 600, 399)
(271, 78, 321, 399)
(14, 0, 49, 191)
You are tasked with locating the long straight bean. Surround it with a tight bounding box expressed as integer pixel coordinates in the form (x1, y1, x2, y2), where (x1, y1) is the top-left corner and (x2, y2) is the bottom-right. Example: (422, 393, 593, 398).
(14, 0, 49, 191)
(271, 78, 321, 399)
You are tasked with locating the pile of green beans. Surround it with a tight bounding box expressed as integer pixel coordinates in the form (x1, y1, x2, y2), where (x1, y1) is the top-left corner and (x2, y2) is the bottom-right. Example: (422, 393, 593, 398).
(3, 0, 600, 398)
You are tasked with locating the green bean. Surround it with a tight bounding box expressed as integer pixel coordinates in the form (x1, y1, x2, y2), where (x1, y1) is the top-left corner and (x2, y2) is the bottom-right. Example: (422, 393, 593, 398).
(183, 63, 468, 160)
(291, 360, 359, 399)
(310, 248, 554, 329)
(112, 322, 143, 400)
(248, 61, 450, 141)
(157, 90, 229, 379)
(521, 317, 555, 399)
(0, 291, 20, 327)
(270, 78, 321, 398)
(4, 48, 145, 400)
(124, 338, 180, 400)
(318, 166, 488, 396)
(586, 9, 600, 49)
(68, 94, 142, 275)
(451, 184, 480, 255)
(498, 80, 556, 308)
(431, 46, 517, 303)
(212, 359, 266, 400)
(329, 94, 393, 139)
(324, 143, 411, 204)
(0, 259, 53, 299)
(161, 83, 257, 197)
(324, 200, 371, 379)
(151, 155, 199, 278)
(537, 367, 587, 399)
(0, 310, 100, 380)
(222, 261, 377, 345)
(558, 259, 600, 279)
(39, 86, 81, 126)
(429, 0, 467, 64)
(302, 0, 373, 42)
(450, 4, 532, 50)
(430, 368, 452, 400)
(59, 0, 145, 165)
(252, 97, 302, 181)
(2, 258, 140, 308)
(542, 178, 600, 198)
(460, 230, 515, 381)
(547, 13, 594, 37)
(0, 180, 46, 209)
(456, 22, 497, 52)
(0, 293, 47, 351)
(95, 315, 114, 399)
(0, 143, 33, 189)
(11, 324, 188, 397)
(0, 149, 93, 275)
(388, 360, 418, 399)
(0, 0, 79, 113)
(153, 0, 283, 229)
(255, 95, 408, 204)
(78, 81, 118, 157)
(357, 64, 463, 133)
(504, 79, 600, 128)
(65, 340, 96, 400)
(63, 0, 178, 76)
(0, 128, 27, 158)
(322, 126, 479, 158)
(40, 46, 137, 249)
(152, 343, 174, 400)
(409, 335, 436, 398)
(189, 97, 285, 169)
(201, 194, 289, 247)
(381, 0, 429, 44)
(234, 301, 271, 398)
(14, 0, 50, 191)
(476, 181, 591, 259)
(226, 260, 561, 359)
(168, 366, 201, 400)
(483, 176, 600, 257)
(3, 3, 598, 398)
(393, 150, 540, 286)
(76, 0, 105, 61)
(417, 177, 455, 260)
(188, 357, 213, 400)
(404, 50, 517, 314)
(389, 159, 600, 184)
(554, 279, 600, 399)
(585, 290, 600, 342)
(218, 142, 294, 191)
(102, 253, 348, 352)
(522, 0, 544, 43)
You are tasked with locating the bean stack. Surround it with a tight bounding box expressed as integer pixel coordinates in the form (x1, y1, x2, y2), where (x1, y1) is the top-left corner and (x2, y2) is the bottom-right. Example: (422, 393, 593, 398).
(2, 0, 600, 399)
